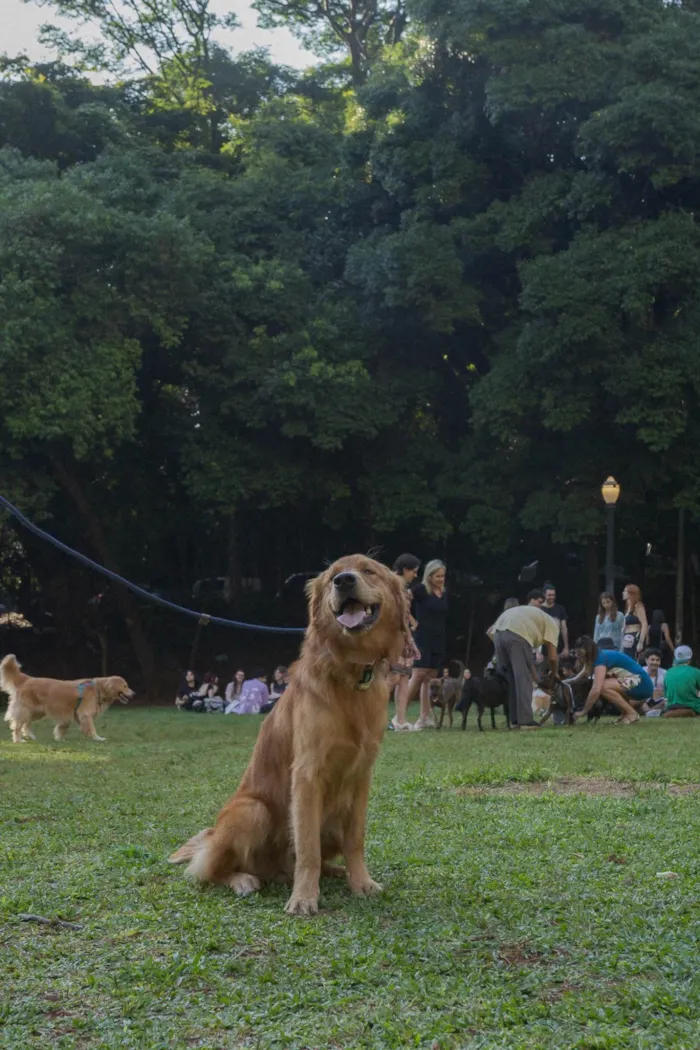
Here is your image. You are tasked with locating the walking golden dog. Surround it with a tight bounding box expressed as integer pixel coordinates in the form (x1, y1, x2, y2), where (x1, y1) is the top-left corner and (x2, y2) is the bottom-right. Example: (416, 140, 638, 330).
(169, 554, 408, 915)
(1, 654, 133, 743)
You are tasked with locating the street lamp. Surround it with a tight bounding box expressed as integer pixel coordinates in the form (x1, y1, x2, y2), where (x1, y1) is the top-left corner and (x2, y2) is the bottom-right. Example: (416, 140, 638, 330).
(601, 476, 620, 594)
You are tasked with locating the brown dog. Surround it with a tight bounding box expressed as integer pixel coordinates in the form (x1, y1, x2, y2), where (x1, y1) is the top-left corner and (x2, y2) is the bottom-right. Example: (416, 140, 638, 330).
(1, 654, 133, 743)
(430, 662, 465, 729)
(169, 554, 408, 916)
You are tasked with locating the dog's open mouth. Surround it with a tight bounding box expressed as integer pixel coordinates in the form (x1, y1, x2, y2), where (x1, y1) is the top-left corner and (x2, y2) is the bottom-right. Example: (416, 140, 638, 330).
(335, 599, 380, 632)
(118, 692, 131, 704)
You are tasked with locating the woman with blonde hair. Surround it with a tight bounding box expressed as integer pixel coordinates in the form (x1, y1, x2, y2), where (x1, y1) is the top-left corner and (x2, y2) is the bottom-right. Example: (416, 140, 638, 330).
(593, 592, 625, 649)
(404, 559, 448, 729)
(621, 584, 648, 660)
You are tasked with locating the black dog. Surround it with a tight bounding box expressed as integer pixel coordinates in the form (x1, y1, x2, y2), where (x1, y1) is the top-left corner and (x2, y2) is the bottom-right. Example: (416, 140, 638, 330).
(457, 672, 511, 731)
(537, 672, 603, 726)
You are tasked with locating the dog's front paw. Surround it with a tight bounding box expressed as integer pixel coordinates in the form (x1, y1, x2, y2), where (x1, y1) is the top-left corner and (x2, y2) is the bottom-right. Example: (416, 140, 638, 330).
(284, 894, 319, 916)
(92, 735, 106, 742)
(349, 877, 382, 897)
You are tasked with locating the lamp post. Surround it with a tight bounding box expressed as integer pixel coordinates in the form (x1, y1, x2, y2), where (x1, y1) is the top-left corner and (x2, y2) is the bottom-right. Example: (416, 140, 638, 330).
(601, 476, 621, 595)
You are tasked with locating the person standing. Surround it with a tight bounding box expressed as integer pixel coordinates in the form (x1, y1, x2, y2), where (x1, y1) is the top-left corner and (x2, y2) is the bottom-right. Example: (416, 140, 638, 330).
(405, 560, 448, 730)
(593, 593, 624, 649)
(491, 600, 560, 728)
(647, 609, 674, 667)
(542, 583, 570, 657)
(621, 584, 648, 660)
(662, 646, 700, 718)
(389, 553, 421, 731)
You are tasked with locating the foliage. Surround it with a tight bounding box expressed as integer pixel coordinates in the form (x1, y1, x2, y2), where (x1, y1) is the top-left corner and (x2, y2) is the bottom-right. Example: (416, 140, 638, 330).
(2, 0, 700, 675)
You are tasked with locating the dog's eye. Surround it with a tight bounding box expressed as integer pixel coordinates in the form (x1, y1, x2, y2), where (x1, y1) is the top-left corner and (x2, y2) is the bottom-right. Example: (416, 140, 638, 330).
(362, 568, 376, 576)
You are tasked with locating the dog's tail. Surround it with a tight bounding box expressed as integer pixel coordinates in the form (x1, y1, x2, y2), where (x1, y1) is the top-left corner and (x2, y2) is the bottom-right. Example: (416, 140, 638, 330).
(1, 654, 22, 712)
(168, 827, 214, 866)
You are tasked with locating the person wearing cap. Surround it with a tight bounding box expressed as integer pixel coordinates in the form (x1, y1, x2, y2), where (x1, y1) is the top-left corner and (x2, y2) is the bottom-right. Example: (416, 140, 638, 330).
(661, 646, 700, 718)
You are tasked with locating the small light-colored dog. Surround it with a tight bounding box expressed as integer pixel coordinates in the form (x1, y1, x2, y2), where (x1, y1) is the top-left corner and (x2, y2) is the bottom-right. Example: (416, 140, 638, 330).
(1, 654, 133, 743)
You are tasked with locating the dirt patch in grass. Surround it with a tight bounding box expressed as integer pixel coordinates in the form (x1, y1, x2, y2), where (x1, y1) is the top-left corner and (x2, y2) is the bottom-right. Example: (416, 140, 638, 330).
(455, 776, 700, 797)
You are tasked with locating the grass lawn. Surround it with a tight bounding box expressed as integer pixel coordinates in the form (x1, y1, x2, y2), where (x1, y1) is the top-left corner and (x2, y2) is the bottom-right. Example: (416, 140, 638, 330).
(3, 708, 700, 1049)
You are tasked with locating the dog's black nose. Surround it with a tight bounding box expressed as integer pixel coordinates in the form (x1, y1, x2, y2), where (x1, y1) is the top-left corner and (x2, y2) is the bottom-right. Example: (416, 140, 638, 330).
(333, 572, 357, 591)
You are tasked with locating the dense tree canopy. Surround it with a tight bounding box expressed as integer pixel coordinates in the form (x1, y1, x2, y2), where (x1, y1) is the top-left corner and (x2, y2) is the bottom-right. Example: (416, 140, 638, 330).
(1, 0, 700, 687)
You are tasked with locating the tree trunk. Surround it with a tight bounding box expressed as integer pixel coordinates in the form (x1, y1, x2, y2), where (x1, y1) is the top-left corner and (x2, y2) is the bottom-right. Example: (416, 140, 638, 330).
(52, 457, 157, 691)
(348, 36, 366, 87)
(675, 507, 685, 645)
(226, 512, 242, 605)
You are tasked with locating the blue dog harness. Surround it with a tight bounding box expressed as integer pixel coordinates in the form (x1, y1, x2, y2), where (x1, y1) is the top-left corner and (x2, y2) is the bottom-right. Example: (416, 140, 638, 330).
(74, 679, 95, 719)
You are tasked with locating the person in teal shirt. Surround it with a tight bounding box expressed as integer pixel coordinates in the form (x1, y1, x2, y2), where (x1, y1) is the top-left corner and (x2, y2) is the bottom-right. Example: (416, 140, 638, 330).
(662, 646, 700, 718)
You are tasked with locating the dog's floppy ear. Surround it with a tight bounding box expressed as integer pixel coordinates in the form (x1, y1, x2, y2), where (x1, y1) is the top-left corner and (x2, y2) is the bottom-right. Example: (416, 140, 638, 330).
(384, 567, 415, 661)
(305, 569, 329, 627)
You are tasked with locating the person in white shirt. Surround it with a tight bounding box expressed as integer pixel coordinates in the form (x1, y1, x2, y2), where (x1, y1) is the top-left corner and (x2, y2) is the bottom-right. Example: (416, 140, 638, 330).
(643, 648, 666, 706)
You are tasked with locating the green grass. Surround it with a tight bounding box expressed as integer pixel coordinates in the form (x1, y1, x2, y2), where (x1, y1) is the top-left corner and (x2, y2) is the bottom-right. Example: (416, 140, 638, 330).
(3, 708, 700, 1049)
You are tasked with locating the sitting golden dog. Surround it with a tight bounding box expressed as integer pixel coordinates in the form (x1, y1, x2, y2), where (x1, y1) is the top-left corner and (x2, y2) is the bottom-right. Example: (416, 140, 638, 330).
(1, 654, 133, 743)
(169, 554, 408, 916)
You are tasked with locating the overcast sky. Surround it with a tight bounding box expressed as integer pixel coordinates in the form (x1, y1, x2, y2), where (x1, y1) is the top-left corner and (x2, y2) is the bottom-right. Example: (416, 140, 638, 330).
(0, 0, 316, 68)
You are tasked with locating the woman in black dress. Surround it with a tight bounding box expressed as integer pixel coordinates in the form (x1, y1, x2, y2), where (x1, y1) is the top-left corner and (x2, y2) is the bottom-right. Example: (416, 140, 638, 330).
(647, 609, 674, 667)
(405, 559, 448, 729)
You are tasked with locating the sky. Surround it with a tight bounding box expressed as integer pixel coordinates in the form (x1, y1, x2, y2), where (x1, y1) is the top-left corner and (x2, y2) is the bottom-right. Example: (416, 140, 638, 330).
(0, 0, 316, 68)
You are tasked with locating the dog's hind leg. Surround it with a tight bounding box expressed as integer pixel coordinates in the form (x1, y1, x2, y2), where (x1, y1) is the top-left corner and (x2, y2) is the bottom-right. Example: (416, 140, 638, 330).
(490, 707, 497, 730)
(460, 696, 473, 730)
(54, 721, 71, 741)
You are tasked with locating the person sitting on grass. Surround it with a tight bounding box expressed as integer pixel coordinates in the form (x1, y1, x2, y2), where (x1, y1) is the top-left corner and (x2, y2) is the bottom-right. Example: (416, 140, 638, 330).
(260, 666, 289, 715)
(643, 649, 666, 710)
(571, 636, 652, 726)
(661, 646, 700, 719)
(175, 669, 199, 709)
(225, 668, 269, 714)
(225, 669, 245, 704)
(201, 672, 224, 713)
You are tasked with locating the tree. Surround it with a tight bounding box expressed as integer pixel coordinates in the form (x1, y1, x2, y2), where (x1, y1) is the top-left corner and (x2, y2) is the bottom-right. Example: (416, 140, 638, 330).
(254, 0, 408, 84)
(0, 145, 210, 683)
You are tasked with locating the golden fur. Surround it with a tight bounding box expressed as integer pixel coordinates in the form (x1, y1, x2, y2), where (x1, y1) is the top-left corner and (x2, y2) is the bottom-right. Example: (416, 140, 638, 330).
(169, 554, 408, 915)
(1, 654, 133, 743)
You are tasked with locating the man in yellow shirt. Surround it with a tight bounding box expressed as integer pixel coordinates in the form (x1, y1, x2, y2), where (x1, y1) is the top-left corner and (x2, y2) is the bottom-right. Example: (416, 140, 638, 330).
(491, 591, 560, 729)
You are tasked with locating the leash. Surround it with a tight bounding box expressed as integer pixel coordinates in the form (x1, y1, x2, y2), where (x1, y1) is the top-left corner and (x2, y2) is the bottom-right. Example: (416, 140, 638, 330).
(0, 494, 305, 635)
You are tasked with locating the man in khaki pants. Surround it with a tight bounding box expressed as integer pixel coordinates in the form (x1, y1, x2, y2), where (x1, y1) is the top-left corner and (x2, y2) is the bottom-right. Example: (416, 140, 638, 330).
(491, 592, 560, 729)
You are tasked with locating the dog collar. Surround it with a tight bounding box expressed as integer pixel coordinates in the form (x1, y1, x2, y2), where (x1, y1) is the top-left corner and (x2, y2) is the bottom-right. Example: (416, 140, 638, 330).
(356, 665, 375, 691)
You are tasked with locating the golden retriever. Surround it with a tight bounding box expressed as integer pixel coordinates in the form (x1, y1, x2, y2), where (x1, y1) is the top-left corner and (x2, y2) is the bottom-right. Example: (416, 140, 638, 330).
(169, 554, 409, 916)
(1, 654, 133, 743)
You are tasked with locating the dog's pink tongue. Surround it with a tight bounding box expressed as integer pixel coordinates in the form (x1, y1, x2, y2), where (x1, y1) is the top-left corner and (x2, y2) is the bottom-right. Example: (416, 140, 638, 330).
(337, 607, 366, 629)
